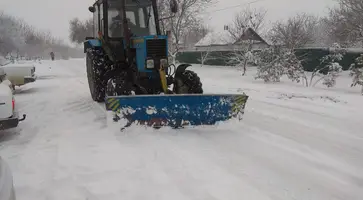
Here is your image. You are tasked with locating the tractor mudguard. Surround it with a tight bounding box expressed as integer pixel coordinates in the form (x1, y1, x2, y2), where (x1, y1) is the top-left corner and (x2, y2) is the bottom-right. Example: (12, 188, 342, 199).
(174, 64, 192, 77)
(83, 39, 102, 53)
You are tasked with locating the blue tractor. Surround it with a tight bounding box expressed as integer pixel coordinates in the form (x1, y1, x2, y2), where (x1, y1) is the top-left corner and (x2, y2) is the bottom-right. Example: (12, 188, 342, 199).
(84, 0, 249, 129)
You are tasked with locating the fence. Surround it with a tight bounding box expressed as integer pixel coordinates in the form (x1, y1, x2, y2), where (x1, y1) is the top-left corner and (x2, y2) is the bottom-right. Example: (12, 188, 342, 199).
(176, 48, 363, 71)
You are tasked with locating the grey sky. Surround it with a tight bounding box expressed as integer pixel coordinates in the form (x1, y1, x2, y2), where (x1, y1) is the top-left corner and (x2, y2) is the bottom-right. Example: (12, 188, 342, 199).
(202, 0, 337, 33)
(0, 0, 338, 44)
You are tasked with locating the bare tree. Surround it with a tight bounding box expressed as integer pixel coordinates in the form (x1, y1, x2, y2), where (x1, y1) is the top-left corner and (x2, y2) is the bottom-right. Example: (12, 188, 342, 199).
(0, 10, 83, 60)
(226, 7, 267, 41)
(269, 13, 319, 49)
(310, 17, 335, 47)
(298, 43, 345, 87)
(0, 12, 26, 56)
(157, 0, 215, 64)
(349, 54, 363, 95)
(198, 36, 216, 67)
(225, 7, 267, 76)
(326, 0, 363, 47)
(69, 17, 93, 45)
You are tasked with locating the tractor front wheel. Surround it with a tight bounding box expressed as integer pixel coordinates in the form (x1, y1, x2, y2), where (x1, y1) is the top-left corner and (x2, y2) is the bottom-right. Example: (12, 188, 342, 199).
(173, 70, 203, 94)
(86, 50, 106, 102)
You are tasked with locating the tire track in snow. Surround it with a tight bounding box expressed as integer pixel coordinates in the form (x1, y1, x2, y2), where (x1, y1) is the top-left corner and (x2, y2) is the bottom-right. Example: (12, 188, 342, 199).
(108, 127, 272, 200)
(150, 123, 363, 200)
(2, 60, 362, 200)
(245, 101, 363, 169)
(88, 62, 362, 200)
(248, 100, 363, 146)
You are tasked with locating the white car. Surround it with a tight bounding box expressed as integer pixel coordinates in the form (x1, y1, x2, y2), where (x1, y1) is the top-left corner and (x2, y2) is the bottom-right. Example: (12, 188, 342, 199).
(0, 68, 26, 130)
(0, 156, 16, 200)
(0, 63, 37, 90)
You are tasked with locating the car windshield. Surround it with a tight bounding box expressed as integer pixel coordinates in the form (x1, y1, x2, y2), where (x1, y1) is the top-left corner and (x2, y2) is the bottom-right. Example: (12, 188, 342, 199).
(108, 2, 157, 38)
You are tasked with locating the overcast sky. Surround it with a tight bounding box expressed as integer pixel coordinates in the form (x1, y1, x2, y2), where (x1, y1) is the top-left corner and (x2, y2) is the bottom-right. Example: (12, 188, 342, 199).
(203, 0, 337, 33)
(0, 0, 337, 44)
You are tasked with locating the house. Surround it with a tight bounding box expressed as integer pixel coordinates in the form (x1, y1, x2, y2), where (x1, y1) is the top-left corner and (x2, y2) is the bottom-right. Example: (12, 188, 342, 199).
(194, 27, 270, 52)
(194, 31, 235, 51)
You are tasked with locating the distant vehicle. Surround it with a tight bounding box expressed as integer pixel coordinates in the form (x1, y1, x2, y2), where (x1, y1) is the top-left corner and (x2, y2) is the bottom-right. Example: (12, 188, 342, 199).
(0, 63, 37, 90)
(0, 156, 16, 200)
(0, 67, 26, 130)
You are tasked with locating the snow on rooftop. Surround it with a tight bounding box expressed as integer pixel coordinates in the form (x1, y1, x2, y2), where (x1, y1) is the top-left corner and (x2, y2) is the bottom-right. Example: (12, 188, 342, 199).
(195, 31, 234, 47)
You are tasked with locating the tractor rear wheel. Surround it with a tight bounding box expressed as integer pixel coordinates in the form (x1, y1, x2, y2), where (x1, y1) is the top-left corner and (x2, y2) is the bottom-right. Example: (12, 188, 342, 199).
(86, 51, 106, 102)
(173, 70, 203, 94)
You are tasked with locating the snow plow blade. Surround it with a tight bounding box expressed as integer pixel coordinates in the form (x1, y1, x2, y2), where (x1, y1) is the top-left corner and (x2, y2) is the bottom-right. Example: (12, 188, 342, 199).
(105, 94, 248, 128)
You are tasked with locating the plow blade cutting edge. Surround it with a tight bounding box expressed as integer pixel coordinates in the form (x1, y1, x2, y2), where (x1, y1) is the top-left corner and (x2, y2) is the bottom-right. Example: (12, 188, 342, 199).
(105, 94, 249, 128)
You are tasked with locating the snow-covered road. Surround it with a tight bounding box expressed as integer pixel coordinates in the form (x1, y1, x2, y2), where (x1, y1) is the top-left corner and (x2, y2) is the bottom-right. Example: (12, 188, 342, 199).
(0, 59, 362, 200)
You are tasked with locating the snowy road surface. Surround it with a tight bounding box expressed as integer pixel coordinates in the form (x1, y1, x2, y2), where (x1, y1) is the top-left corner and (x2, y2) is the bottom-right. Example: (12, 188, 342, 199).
(0, 59, 363, 200)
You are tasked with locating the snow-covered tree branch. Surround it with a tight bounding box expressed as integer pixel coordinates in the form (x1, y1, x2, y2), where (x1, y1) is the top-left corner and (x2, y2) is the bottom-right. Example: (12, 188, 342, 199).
(227, 49, 256, 75)
(253, 43, 345, 88)
(349, 54, 363, 94)
(254, 46, 304, 83)
(308, 43, 345, 87)
(283, 50, 305, 84)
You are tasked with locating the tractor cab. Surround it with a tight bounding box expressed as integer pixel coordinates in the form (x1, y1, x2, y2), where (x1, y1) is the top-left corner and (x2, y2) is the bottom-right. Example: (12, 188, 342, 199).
(86, 0, 174, 72)
(107, 0, 157, 37)
(88, 0, 159, 38)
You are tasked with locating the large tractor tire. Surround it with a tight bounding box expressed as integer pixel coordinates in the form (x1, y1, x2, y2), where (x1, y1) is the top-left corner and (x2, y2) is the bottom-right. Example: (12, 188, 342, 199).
(86, 50, 106, 102)
(173, 70, 203, 94)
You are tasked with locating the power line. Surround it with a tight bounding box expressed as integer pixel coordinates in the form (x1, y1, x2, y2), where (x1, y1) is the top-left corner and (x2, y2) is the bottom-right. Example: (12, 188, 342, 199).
(203, 0, 267, 14)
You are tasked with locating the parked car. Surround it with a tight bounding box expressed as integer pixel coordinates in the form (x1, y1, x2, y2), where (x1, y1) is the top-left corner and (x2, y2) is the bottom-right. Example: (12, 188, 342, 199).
(0, 68, 26, 130)
(0, 156, 16, 200)
(0, 63, 37, 90)
(0, 69, 14, 94)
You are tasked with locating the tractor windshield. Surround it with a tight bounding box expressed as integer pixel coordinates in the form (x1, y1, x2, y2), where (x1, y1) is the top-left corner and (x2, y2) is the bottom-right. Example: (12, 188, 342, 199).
(108, 2, 157, 38)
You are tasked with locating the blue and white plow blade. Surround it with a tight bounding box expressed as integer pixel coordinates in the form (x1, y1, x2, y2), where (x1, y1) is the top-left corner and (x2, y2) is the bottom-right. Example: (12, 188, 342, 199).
(105, 93, 249, 128)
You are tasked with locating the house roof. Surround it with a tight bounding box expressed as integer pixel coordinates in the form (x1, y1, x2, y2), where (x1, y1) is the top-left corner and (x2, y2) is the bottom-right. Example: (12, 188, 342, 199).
(235, 28, 269, 45)
(194, 31, 234, 47)
(195, 27, 270, 47)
